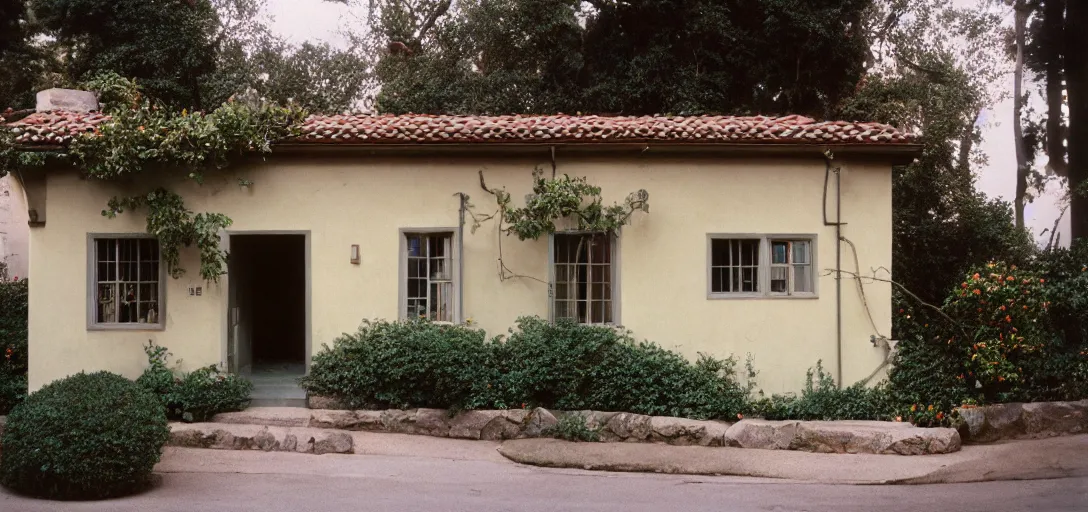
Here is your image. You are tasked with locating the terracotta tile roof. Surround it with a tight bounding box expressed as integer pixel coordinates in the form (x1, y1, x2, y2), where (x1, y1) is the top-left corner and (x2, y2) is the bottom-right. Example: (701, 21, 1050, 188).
(8, 111, 915, 146)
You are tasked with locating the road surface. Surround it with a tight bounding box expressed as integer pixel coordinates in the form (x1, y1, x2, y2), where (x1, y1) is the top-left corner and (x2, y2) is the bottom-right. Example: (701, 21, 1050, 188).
(1, 447, 1085, 511)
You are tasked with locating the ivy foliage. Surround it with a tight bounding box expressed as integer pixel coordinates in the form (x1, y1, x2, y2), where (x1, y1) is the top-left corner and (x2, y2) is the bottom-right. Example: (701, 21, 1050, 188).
(1, 72, 307, 281)
(75, 71, 307, 183)
(475, 168, 649, 241)
(104, 189, 233, 281)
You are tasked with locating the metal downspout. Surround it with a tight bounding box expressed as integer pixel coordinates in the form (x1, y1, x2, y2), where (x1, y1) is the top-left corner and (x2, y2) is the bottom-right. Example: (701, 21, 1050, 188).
(458, 192, 466, 323)
(822, 152, 844, 388)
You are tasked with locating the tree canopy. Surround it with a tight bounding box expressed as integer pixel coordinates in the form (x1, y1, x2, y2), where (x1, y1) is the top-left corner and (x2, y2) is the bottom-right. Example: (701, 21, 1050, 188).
(369, 0, 872, 117)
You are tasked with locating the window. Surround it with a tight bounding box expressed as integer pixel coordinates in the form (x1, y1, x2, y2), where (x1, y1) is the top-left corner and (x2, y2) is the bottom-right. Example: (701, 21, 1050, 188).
(707, 235, 815, 298)
(770, 240, 812, 295)
(710, 238, 760, 293)
(552, 233, 615, 324)
(403, 231, 457, 322)
(90, 237, 164, 327)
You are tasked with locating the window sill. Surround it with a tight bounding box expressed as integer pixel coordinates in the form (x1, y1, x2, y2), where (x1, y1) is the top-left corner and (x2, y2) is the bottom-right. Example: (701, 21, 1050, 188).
(88, 323, 166, 332)
(707, 293, 819, 300)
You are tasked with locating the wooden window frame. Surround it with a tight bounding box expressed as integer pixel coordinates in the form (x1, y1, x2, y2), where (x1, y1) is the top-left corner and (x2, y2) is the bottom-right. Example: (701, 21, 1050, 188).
(86, 233, 167, 331)
(398, 228, 461, 323)
(706, 234, 818, 300)
(548, 231, 620, 325)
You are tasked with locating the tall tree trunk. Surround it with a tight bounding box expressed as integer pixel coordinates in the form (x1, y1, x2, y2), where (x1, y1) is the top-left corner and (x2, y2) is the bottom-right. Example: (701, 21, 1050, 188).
(958, 111, 981, 176)
(1013, 3, 1030, 229)
(1068, 0, 1088, 240)
(1044, 0, 1066, 175)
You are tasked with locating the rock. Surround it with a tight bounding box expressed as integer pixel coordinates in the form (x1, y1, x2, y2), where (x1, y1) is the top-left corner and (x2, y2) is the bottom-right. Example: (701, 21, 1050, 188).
(313, 432, 354, 455)
(307, 395, 350, 410)
(792, 421, 899, 454)
(168, 423, 353, 454)
(957, 400, 1088, 443)
(379, 409, 416, 434)
(565, 410, 619, 431)
(412, 408, 453, 437)
(522, 408, 558, 438)
(649, 416, 730, 446)
(310, 410, 382, 431)
(1022, 401, 1088, 438)
(36, 88, 99, 113)
(723, 420, 799, 450)
(481, 410, 529, 441)
(603, 413, 653, 442)
(449, 410, 528, 440)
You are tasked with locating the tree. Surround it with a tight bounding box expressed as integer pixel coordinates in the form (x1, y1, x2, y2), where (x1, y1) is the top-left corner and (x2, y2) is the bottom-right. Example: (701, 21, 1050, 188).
(30, 0, 221, 109)
(362, 0, 873, 116)
(1068, 0, 1088, 240)
(1012, 0, 1031, 229)
(0, 0, 44, 110)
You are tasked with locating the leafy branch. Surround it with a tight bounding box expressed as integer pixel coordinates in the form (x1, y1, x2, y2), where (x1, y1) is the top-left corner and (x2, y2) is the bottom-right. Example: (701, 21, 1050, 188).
(103, 189, 232, 282)
(473, 168, 649, 240)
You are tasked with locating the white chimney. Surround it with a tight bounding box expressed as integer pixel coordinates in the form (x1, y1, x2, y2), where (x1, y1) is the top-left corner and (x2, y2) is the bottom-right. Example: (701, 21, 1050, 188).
(36, 88, 100, 113)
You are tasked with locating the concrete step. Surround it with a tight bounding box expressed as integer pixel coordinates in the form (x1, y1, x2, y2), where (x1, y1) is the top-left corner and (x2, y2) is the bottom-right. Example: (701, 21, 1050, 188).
(168, 422, 353, 454)
(249, 398, 308, 408)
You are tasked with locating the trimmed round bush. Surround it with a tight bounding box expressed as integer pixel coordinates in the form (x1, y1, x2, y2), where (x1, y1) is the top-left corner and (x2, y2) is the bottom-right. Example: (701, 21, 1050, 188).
(0, 371, 170, 500)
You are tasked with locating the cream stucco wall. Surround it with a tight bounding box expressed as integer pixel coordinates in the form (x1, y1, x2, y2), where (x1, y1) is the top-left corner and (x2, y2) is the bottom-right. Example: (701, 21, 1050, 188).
(28, 151, 893, 394)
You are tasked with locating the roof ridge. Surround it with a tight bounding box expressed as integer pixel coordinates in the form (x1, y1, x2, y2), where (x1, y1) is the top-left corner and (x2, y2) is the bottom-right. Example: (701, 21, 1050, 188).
(7, 111, 914, 147)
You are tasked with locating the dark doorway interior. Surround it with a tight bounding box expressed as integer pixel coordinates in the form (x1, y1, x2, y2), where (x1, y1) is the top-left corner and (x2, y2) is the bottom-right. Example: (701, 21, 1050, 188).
(230, 235, 306, 371)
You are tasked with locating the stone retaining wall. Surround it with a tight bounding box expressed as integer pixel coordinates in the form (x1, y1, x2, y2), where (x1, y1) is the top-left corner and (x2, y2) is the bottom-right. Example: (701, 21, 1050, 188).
(955, 400, 1088, 444)
(215, 406, 960, 455)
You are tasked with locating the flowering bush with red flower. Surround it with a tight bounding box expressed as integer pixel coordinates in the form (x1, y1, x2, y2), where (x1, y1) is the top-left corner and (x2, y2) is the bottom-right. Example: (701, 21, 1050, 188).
(940, 262, 1052, 400)
(0, 278, 29, 414)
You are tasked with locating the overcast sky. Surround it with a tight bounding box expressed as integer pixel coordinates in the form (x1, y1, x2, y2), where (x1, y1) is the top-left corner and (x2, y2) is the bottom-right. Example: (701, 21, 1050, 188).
(263, 0, 1070, 246)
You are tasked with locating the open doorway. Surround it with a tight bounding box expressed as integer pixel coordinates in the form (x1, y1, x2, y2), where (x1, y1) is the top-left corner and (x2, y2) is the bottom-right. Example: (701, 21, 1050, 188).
(228, 234, 307, 383)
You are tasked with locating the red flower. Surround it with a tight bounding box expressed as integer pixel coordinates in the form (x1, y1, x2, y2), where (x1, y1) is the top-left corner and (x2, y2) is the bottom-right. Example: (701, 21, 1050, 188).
(1005, 315, 1012, 323)
(972, 273, 980, 280)
(973, 289, 981, 295)
(737, 413, 744, 420)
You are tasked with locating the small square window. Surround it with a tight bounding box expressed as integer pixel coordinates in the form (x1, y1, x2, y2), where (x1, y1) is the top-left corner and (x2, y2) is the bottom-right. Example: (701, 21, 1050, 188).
(710, 238, 761, 294)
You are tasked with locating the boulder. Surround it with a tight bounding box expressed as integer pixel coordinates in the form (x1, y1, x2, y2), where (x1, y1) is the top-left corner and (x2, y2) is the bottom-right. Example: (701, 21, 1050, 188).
(313, 432, 354, 455)
(957, 400, 1088, 443)
(412, 408, 453, 437)
(1022, 401, 1088, 438)
(310, 410, 383, 431)
(649, 416, 730, 446)
(564, 410, 619, 431)
(723, 420, 799, 450)
(168, 423, 353, 454)
(522, 408, 558, 438)
(36, 88, 99, 113)
(603, 413, 653, 442)
(449, 409, 529, 440)
(791, 421, 959, 455)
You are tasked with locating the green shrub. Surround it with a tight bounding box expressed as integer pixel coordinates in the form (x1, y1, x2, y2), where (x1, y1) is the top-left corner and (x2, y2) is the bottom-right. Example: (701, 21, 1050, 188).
(0, 372, 169, 500)
(0, 278, 28, 414)
(753, 361, 895, 421)
(136, 341, 252, 422)
(545, 414, 600, 442)
(301, 317, 749, 420)
(498, 317, 748, 419)
(299, 319, 499, 410)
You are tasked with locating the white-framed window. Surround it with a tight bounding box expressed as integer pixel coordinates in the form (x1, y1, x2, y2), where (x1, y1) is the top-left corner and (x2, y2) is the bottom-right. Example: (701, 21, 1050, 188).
(707, 235, 816, 298)
(401, 230, 459, 322)
(88, 235, 165, 329)
(551, 232, 617, 324)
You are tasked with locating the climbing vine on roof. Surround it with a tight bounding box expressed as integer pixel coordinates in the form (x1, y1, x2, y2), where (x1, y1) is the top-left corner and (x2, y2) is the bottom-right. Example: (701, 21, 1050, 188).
(1, 72, 308, 281)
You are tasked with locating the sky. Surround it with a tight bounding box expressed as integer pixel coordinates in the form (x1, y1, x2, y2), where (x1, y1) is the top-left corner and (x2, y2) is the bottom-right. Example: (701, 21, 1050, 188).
(263, 0, 1071, 246)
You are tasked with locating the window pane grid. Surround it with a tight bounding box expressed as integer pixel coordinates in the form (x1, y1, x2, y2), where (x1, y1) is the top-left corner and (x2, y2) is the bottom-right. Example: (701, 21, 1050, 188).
(405, 233, 454, 322)
(554, 233, 612, 324)
(95, 238, 160, 324)
(710, 239, 759, 293)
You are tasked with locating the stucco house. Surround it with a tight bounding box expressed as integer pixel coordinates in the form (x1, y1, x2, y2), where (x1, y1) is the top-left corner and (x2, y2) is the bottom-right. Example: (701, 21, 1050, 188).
(6, 107, 918, 399)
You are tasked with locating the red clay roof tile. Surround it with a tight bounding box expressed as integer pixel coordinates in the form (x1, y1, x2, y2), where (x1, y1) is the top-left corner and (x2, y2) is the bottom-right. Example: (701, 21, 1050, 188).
(7, 111, 914, 146)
